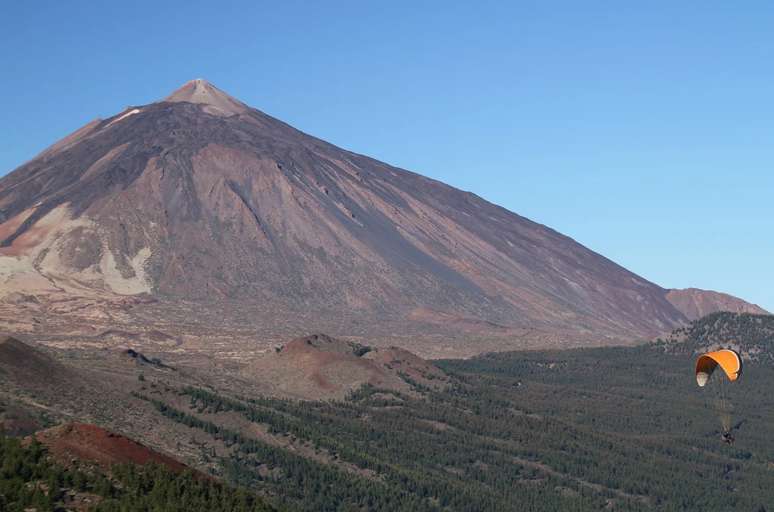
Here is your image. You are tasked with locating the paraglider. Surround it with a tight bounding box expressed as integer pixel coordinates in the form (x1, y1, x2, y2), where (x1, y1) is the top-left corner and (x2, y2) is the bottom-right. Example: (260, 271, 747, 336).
(695, 349, 742, 387)
(695, 349, 743, 444)
(718, 420, 746, 445)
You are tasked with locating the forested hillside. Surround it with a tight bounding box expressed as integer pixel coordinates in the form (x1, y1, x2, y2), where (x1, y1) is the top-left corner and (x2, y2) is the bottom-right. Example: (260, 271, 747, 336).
(0, 433, 275, 512)
(660, 312, 774, 361)
(124, 339, 774, 511)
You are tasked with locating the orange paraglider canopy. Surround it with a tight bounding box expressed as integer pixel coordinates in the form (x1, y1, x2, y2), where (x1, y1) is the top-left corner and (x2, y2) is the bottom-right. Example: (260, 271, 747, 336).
(695, 349, 742, 387)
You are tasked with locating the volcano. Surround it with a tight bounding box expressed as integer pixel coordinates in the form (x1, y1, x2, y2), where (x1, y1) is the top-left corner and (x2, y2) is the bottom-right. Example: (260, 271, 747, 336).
(0, 79, 762, 352)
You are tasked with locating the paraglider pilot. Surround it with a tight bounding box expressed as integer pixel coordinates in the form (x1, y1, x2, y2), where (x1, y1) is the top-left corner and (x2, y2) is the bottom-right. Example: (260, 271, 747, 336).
(695, 349, 743, 445)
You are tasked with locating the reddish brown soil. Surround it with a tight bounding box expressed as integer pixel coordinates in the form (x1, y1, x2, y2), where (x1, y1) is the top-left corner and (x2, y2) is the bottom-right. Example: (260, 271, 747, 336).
(33, 423, 189, 473)
(278, 335, 397, 393)
(248, 334, 449, 399)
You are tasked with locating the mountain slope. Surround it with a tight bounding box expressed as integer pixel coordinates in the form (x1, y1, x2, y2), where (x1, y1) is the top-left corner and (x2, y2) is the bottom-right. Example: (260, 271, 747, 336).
(0, 79, 732, 347)
(665, 288, 768, 320)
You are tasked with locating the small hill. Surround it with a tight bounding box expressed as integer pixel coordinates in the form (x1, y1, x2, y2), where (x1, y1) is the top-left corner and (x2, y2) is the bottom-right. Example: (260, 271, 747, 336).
(660, 311, 774, 362)
(0, 335, 73, 385)
(665, 288, 768, 320)
(33, 422, 190, 473)
(246, 333, 448, 399)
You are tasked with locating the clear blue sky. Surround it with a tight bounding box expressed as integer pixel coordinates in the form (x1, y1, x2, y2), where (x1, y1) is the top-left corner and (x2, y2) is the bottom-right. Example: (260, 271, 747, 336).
(1, 1, 772, 310)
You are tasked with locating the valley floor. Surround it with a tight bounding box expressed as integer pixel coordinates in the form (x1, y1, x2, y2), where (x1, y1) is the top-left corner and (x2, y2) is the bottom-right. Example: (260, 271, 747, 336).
(4, 322, 774, 510)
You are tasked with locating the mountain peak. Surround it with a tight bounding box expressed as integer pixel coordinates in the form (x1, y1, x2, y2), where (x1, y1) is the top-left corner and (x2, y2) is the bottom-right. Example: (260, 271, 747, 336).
(164, 78, 247, 116)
